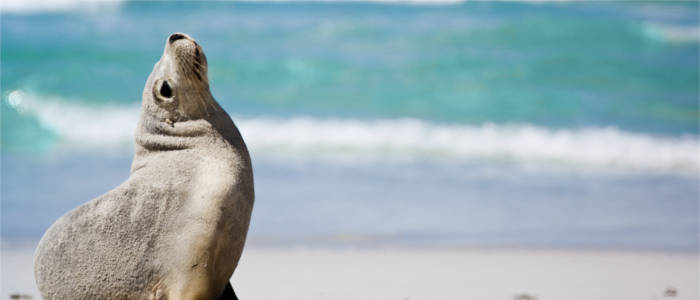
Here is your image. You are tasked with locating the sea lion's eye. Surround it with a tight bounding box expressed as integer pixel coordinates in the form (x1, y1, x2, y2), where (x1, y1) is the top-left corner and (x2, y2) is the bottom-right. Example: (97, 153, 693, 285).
(160, 80, 173, 98)
(153, 79, 175, 104)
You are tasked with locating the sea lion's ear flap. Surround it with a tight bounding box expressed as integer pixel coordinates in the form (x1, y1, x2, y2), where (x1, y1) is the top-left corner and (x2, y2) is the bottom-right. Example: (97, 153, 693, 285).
(153, 79, 176, 105)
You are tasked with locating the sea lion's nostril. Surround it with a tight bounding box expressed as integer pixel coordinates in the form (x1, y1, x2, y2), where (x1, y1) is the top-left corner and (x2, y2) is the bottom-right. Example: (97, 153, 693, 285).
(169, 33, 185, 44)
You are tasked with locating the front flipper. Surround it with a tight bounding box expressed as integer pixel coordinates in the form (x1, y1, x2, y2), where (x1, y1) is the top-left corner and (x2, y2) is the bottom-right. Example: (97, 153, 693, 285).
(219, 282, 239, 300)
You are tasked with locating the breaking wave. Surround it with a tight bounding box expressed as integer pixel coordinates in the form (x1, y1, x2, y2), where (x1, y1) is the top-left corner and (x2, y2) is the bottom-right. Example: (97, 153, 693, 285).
(643, 23, 700, 44)
(4, 90, 699, 174)
(1, 0, 123, 13)
(1, 0, 598, 13)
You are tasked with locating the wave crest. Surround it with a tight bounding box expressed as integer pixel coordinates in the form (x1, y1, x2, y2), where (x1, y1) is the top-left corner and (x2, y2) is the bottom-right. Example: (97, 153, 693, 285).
(5, 90, 699, 174)
(242, 117, 699, 173)
(1, 0, 122, 13)
(643, 23, 700, 43)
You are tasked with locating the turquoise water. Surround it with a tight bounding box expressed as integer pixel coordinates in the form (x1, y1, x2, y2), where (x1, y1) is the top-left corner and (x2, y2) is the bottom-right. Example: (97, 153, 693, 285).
(1, 1, 699, 251)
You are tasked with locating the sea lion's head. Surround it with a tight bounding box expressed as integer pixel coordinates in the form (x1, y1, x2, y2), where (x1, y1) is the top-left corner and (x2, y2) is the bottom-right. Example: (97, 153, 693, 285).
(142, 32, 213, 122)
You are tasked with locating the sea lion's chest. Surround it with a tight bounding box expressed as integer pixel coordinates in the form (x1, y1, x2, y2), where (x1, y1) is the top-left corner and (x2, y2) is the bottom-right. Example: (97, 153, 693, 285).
(131, 148, 244, 222)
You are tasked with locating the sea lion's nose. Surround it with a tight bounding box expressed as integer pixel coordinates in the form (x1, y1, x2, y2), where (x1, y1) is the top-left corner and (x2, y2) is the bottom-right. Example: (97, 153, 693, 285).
(168, 33, 186, 44)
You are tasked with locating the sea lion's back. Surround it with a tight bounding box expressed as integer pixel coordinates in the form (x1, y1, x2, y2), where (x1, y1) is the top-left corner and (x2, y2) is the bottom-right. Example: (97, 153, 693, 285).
(34, 182, 168, 300)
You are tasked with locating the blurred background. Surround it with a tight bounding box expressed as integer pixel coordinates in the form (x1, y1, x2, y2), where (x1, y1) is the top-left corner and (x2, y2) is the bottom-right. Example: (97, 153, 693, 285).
(2, 0, 698, 254)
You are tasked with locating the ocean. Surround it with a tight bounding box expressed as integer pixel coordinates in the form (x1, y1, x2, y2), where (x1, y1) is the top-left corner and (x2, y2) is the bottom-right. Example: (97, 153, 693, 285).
(1, 0, 698, 252)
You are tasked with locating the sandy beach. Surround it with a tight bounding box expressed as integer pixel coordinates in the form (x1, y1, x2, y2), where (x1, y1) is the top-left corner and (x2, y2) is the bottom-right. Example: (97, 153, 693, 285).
(2, 245, 697, 300)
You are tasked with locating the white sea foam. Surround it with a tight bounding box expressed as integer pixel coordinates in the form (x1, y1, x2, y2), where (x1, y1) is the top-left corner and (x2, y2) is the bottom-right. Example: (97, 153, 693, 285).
(6, 90, 699, 174)
(0, 0, 465, 12)
(0, 0, 590, 12)
(643, 23, 700, 44)
(1, 0, 122, 13)
(242, 117, 699, 173)
(6, 90, 139, 148)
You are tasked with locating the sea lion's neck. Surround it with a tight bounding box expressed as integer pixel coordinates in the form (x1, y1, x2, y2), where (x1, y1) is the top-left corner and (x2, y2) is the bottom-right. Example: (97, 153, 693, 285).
(129, 115, 213, 174)
(134, 114, 214, 151)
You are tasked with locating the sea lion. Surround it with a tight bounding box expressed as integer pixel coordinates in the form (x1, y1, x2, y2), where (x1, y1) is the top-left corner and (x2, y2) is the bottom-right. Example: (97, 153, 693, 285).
(34, 33, 254, 300)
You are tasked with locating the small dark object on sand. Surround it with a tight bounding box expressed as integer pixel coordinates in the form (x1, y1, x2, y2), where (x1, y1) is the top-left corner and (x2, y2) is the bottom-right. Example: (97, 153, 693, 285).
(9, 294, 32, 299)
(664, 286, 678, 297)
(513, 293, 537, 300)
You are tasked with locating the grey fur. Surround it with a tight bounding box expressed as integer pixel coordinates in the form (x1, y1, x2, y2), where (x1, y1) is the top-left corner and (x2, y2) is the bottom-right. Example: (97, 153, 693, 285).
(34, 33, 254, 300)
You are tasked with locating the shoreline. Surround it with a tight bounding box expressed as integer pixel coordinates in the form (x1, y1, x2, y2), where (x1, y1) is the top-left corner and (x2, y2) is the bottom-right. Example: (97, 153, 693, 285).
(5, 238, 699, 254)
(3, 245, 698, 300)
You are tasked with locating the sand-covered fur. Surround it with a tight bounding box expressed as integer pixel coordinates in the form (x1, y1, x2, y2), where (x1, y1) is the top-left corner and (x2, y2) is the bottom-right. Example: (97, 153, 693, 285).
(34, 33, 254, 300)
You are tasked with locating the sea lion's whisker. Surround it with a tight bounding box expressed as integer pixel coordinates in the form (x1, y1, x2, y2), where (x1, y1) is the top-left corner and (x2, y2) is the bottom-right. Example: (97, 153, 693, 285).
(197, 91, 209, 115)
(192, 68, 203, 82)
